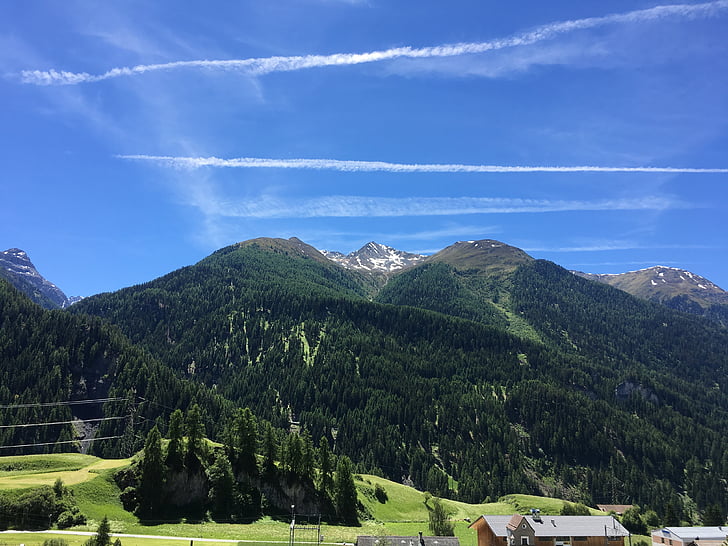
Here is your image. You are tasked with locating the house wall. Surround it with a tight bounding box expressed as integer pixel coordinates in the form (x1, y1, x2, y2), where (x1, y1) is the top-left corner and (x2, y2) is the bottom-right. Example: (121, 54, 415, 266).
(475, 521, 506, 546)
(510, 523, 536, 546)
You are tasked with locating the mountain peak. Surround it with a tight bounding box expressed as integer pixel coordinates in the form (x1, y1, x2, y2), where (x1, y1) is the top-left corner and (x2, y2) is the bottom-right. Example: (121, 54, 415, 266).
(426, 239, 533, 275)
(0, 248, 76, 309)
(321, 242, 426, 273)
(575, 265, 728, 309)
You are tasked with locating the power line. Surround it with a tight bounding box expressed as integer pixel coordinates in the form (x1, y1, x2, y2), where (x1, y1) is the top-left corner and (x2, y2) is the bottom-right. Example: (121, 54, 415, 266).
(0, 397, 128, 410)
(0, 415, 130, 429)
(0, 435, 124, 450)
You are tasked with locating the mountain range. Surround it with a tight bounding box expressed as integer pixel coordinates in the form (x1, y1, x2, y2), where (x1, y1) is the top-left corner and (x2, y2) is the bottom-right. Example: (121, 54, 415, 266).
(4, 241, 726, 321)
(1, 237, 727, 519)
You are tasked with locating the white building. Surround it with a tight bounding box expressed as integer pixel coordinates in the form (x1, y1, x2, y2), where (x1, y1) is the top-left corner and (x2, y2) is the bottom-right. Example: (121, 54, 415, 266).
(651, 527, 728, 546)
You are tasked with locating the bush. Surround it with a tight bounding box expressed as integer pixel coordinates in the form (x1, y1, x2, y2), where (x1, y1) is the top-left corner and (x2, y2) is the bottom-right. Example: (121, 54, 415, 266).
(374, 483, 388, 503)
(622, 506, 648, 535)
(43, 540, 69, 546)
(57, 507, 86, 529)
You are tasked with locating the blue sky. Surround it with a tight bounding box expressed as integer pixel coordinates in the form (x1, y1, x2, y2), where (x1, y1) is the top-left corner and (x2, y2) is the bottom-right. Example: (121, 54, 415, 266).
(2, 0, 727, 297)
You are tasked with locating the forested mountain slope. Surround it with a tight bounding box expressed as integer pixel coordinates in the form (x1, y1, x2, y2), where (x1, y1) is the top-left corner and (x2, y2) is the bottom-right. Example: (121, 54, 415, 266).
(0, 279, 230, 458)
(69, 237, 728, 519)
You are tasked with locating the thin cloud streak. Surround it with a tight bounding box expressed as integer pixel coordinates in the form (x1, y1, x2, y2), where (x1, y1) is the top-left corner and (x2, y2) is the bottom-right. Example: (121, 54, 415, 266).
(202, 195, 681, 219)
(526, 243, 713, 252)
(20, 0, 728, 85)
(119, 155, 728, 174)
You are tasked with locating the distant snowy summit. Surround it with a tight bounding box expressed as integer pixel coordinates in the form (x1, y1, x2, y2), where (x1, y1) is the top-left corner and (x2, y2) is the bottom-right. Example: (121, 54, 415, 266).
(0, 248, 80, 309)
(321, 241, 427, 273)
(576, 265, 727, 304)
(574, 265, 728, 324)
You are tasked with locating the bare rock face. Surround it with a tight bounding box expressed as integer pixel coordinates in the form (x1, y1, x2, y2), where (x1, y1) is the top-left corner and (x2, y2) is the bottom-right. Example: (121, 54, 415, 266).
(0, 247, 79, 308)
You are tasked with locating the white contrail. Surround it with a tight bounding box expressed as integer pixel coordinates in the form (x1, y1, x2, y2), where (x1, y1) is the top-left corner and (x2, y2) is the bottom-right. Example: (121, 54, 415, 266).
(118, 154, 728, 174)
(21, 0, 728, 85)
(202, 195, 680, 219)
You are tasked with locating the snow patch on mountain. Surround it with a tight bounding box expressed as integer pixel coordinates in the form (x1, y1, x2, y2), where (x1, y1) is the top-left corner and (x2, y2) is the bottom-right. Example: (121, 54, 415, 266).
(321, 242, 426, 273)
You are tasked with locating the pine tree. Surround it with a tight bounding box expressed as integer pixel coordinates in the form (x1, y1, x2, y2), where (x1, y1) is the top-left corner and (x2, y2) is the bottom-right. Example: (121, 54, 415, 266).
(207, 451, 235, 519)
(262, 422, 277, 476)
(229, 408, 258, 475)
(185, 404, 205, 462)
(703, 503, 725, 526)
(166, 409, 184, 470)
(334, 456, 358, 525)
(138, 425, 165, 516)
(84, 515, 112, 546)
(318, 436, 334, 494)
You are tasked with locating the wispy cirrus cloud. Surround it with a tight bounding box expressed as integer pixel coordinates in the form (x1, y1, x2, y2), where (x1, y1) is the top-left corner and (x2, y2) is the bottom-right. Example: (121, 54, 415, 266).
(118, 154, 728, 174)
(198, 195, 683, 219)
(524, 242, 714, 252)
(19, 0, 728, 85)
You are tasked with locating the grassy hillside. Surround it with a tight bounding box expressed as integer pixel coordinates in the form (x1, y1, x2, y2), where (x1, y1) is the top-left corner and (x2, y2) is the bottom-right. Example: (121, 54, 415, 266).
(0, 455, 612, 546)
(0, 454, 129, 490)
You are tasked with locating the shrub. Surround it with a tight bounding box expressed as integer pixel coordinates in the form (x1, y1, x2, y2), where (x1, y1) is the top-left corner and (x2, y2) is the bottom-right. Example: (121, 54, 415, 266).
(374, 483, 388, 503)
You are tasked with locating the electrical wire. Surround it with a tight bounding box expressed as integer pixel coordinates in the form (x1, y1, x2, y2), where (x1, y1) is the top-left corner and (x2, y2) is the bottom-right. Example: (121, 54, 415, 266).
(0, 397, 128, 409)
(0, 435, 124, 450)
(0, 415, 130, 429)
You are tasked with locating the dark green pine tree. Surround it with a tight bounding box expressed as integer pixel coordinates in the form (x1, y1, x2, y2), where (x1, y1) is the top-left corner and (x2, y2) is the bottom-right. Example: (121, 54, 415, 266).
(702, 503, 725, 526)
(84, 515, 112, 546)
(166, 409, 184, 470)
(185, 404, 205, 464)
(317, 436, 334, 495)
(207, 451, 236, 519)
(262, 422, 278, 476)
(137, 426, 165, 517)
(300, 428, 315, 483)
(229, 408, 258, 475)
(334, 455, 359, 525)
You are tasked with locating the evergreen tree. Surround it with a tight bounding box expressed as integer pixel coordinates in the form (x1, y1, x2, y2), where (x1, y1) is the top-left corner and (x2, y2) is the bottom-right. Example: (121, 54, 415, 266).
(84, 515, 112, 546)
(317, 436, 334, 494)
(664, 502, 680, 527)
(138, 425, 165, 516)
(207, 451, 235, 519)
(229, 408, 258, 475)
(703, 504, 725, 526)
(300, 428, 315, 483)
(166, 409, 184, 470)
(185, 404, 205, 462)
(262, 422, 277, 476)
(334, 456, 359, 525)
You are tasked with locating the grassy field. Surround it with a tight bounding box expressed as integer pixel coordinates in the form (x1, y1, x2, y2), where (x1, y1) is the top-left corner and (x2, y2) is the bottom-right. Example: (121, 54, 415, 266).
(0, 454, 130, 490)
(0, 454, 611, 546)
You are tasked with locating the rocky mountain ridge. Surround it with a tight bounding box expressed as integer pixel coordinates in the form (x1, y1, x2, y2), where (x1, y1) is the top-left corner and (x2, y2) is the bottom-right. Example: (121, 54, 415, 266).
(574, 265, 728, 325)
(0, 247, 79, 309)
(321, 241, 426, 273)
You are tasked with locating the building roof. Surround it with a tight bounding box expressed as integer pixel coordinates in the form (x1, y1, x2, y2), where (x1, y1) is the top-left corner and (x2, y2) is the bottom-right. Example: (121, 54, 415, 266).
(473, 515, 630, 538)
(653, 527, 728, 541)
(356, 536, 460, 546)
